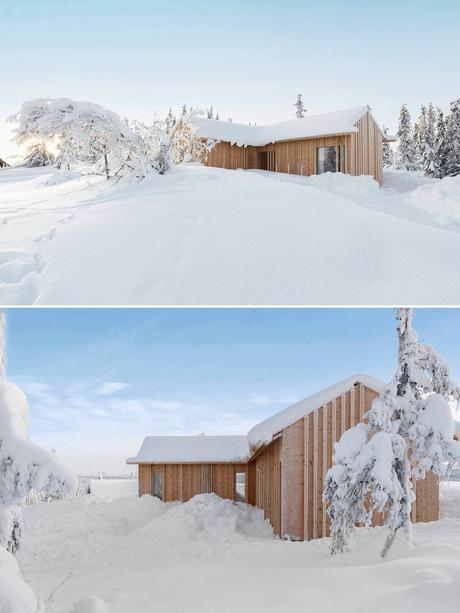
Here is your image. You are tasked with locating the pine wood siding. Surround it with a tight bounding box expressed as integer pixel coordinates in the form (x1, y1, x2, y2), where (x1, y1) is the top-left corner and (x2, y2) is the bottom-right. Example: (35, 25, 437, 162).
(137, 463, 248, 503)
(254, 437, 282, 536)
(203, 112, 384, 184)
(248, 383, 439, 539)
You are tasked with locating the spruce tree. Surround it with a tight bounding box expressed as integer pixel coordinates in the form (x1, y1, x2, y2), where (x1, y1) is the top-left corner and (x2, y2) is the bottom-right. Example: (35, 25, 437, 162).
(294, 93, 306, 119)
(422, 103, 436, 175)
(445, 98, 460, 177)
(324, 308, 460, 557)
(433, 109, 448, 178)
(165, 108, 175, 134)
(396, 104, 418, 171)
(382, 127, 394, 168)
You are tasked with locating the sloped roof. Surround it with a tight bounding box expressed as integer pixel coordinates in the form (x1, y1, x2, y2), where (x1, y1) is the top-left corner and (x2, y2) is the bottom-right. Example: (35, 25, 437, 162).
(126, 435, 250, 464)
(127, 374, 385, 465)
(247, 374, 385, 452)
(193, 106, 370, 147)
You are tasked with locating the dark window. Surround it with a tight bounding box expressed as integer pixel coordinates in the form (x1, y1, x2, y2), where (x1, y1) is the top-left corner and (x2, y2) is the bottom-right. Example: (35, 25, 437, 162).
(317, 146, 337, 174)
(152, 470, 163, 500)
(235, 472, 246, 502)
(338, 145, 346, 172)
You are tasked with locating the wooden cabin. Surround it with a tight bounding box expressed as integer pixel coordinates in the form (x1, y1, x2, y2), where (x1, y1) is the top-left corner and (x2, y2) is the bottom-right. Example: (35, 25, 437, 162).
(127, 374, 439, 541)
(0, 158, 9, 168)
(194, 107, 388, 185)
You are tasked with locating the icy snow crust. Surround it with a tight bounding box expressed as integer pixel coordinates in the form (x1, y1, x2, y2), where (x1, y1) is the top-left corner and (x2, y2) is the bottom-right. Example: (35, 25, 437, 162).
(3, 166, 460, 304)
(17, 484, 460, 613)
(193, 106, 367, 146)
(127, 435, 250, 464)
(247, 374, 385, 451)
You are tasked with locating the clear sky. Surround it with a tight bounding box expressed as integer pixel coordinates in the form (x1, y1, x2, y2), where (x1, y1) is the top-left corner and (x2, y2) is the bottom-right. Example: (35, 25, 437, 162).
(3, 307, 460, 474)
(1, 0, 459, 158)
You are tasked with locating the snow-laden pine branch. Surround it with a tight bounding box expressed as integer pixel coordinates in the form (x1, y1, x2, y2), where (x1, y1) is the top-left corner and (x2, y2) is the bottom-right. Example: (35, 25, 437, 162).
(324, 308, 460, 556)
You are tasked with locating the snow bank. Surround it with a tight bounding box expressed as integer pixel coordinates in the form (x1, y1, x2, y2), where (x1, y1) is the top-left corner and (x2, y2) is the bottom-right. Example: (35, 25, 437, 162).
(440, 480, 460, 519)
(0, 546, 42, 613)
(304, 171, 380, 200)
(18, 484, 460, 613)
(248, 374, 384, 451)
(406, 176, 460, 228)
(4, 165, 460, 304)
(155, 494, 273, 541)
(86, 478, 138, 499)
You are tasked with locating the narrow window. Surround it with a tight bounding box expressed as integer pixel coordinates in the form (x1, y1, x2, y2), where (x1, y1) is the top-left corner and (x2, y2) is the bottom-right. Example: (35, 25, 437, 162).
(316, 146, 337, 174)
(235, 471, 246, 502)
(152, 469, 163, 500)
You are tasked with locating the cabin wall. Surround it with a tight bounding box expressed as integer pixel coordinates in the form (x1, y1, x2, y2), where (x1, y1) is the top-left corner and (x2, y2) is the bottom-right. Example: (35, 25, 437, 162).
(250, 383, 439, 540)
(254, 437, 282, 535)
(136, 462, 248, 503)
(204, 115, 384, 184)
(351, 111, 383, 185)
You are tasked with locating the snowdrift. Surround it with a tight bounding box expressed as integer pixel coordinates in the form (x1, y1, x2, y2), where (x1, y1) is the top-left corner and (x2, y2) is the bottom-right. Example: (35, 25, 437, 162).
(3, 166, 460, 304)
(18, 485, 460, 613)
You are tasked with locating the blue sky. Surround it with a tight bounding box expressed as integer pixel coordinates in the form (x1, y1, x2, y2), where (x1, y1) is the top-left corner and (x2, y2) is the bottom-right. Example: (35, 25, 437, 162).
(1, 0, 459, 157)
(4, 307, 460, 473)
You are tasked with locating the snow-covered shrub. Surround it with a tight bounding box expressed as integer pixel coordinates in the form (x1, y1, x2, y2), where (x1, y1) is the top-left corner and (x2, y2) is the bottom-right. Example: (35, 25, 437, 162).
(324, 308, 460, 556)
(169, 108, 214, 164)
(9, 98, 147, 180)
(0, 313, 76, 554)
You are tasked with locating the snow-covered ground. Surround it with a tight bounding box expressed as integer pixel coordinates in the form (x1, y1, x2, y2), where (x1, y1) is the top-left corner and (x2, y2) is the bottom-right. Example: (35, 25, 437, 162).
(2, 165, 460, 304)
(18, 481, 460, 613)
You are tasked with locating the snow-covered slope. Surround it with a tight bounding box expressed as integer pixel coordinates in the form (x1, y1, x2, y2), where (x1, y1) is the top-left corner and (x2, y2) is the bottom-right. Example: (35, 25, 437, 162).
(2, 165, 460, 304)
(18, 483, 460, 613)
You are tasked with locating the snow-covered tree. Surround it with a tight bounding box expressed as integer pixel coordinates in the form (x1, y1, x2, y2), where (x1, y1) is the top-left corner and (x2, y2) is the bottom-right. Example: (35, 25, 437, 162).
(422, 103, 436, 174)
(294, 93, 306, 119)
(433, 109, 448, 178)
(396, 104, 418, 171)
(151, 136, 171, 175)
(413, 106, 426, 162)
(206, 106, 214, 119)
(22, 141, 54, 167)
(382, 128, 394, 168)
(169, 108, 214, 164)
(165, 108, 176, 134)
(0, 312, 76, 555)
(324, 308, 460, 557)
(9, 98, 146, 180)
(445, 98, 460, 177)
(215, 112, 220, 121)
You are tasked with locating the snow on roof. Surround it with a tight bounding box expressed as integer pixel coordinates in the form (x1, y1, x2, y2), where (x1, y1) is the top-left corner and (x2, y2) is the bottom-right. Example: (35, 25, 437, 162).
(127, 375, 386, 465)
(247, 374, 385, 452)
(127, 435, 250, 464)
(194, 107, 370, 147)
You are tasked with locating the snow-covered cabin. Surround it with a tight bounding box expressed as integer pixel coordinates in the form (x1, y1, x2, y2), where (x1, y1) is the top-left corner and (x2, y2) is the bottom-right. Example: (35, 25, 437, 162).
(0, 158, 9, 168)
(127, 374, 440, 540)
(194, 107, 388, 185)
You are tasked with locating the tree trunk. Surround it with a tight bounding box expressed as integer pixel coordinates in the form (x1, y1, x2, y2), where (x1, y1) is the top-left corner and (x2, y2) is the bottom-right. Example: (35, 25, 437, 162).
(104, 153, 109, 180)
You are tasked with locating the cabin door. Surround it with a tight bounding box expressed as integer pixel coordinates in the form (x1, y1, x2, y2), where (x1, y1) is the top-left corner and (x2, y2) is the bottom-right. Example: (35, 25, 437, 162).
(258, 151, 268, 171)
(152, 469, 163, 500)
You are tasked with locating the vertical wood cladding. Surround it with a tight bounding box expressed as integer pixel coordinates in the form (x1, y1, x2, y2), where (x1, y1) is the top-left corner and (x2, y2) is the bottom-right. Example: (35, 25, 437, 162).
(249, 383, 439, 540)
(137, 463, 247, 503)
